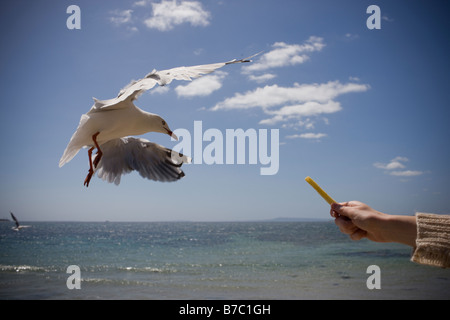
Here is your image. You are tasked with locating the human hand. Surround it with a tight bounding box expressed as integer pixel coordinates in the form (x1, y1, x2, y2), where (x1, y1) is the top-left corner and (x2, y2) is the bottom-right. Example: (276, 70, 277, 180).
(330, 201, 417, 246)
(330, 201, 390, 242)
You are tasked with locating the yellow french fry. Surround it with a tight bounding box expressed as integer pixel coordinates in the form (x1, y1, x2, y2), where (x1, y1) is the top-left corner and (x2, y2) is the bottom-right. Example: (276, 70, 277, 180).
(305, 176, 337, 205)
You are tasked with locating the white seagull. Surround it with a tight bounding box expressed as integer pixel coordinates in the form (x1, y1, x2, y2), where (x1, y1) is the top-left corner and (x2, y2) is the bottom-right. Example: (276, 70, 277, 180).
(59, 55, 256, 187)
(10, 212, 30, 231)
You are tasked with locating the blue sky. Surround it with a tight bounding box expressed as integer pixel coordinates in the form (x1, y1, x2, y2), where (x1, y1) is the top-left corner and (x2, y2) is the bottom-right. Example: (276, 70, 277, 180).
(0, 0, 449, 221)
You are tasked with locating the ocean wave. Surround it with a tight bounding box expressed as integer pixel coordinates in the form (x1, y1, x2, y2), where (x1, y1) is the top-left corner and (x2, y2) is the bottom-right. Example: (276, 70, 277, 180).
(0, 264, 59, 273)
(81, 276, 159, 288)
(0, 264, 180, 275)
(118, 266, 177, 274)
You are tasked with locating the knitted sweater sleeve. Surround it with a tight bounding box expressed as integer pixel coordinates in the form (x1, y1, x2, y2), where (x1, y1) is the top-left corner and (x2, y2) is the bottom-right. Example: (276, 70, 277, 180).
(411, 213, 450, 268)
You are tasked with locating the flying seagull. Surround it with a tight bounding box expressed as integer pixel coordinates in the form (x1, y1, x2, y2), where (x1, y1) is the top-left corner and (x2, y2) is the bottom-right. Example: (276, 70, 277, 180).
(10, 212, 30, 231)
(59, 55, 256, 187)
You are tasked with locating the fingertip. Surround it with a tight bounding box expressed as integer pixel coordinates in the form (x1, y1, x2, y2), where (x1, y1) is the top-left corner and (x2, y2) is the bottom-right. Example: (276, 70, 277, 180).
(330, 210, 339, 218)
(331, 202, 339, 210)
(331, 202, 346, 213)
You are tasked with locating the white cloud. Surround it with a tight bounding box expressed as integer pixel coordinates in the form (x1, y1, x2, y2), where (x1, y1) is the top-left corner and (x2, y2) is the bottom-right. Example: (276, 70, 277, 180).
(374, 156, 424, 177)
(110, 9, 134, 25)
(242, 36, 325, 74)
(260, 100, 341, 125)
(210, 80, 368, 129)
(389, 170, 423, 177)
(193, 48, 204, 56)
(133, 0, 148, 6)
(286, 133, 327, 139)
(211, 81, 368, 112)
(175, 71, 227, 97)
(128, 26, 139, 33)
(382, 15, 394, 22)
(248, 73, 277, 83)
(144, 0, 211, 31)
(150, 85, 170, 95)
(204, 35, 367, 132)
(344, 33, 359, 41)
(109, 9, 140, 33)
(374, 156, 408, 170)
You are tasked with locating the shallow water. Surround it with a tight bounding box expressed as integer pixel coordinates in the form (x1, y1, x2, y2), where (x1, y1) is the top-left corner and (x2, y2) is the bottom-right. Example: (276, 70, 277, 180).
(0, 221, 448, 299)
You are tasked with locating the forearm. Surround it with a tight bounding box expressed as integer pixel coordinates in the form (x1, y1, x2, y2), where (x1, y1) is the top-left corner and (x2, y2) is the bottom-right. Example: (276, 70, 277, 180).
(382, 214, 417, 247)
(332, 202, 418, 246)
(333, 201, 450, 268)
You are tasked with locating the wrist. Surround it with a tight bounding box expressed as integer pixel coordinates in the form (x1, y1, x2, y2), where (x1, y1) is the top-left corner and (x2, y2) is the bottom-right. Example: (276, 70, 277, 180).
(384, 214, 417, 247)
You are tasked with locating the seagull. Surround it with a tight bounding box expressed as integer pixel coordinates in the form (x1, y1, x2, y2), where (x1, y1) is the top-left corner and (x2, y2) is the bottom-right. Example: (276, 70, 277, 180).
(10, 212, 30, 231)
(59, 54, 257, 187)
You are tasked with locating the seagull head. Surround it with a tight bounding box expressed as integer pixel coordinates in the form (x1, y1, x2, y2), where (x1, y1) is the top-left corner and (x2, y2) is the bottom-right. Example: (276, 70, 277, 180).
(150, 114, 178, 141)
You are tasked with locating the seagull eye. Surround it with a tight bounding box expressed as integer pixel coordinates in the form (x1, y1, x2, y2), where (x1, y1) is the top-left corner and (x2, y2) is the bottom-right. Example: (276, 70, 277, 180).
(162, 120, 166, 126)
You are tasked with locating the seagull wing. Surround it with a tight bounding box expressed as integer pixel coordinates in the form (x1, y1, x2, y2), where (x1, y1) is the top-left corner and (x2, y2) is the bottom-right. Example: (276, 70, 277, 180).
(95, 137, 191, 185)
(89, 54, 257, 112)
(10, 211, 19, 228)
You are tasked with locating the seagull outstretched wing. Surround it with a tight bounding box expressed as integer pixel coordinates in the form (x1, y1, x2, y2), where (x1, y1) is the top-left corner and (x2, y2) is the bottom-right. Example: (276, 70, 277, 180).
(94, 137, 191, 185)
(10, 211, 19, 228)
(89, 54, 259, 112)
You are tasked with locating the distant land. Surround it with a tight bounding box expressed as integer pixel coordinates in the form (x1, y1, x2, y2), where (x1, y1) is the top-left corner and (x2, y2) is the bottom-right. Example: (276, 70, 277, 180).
(266, 217, 329, 222)
(0, 218, 330, 223)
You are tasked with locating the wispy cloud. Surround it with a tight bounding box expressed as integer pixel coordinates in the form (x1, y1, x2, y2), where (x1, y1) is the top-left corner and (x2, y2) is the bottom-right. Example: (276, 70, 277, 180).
(259, 100, 341, 125)
(144, 0, 211, 31)
(374, 156, 424, 177)
(248, 73, 277, 83)
(193, 48, 204, 56)
(110, 9, 133, 25)
(150, 85, 170, 95)
(242, 36, 325, 75)
(389, 170, 423, 177)
(206, 35, 368, 135)
(344, 33, 359, 41)
(109, 9, 139, 33)
(374, 156, 408, 170)
(175, 71, 227, 97)
(133, 0, 148, 7)
(286, 133, 327, 140)
(382, 15, 394, 22)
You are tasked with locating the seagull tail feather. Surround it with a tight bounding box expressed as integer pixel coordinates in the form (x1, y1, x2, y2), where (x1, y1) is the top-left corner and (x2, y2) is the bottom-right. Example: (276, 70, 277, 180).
(59, 114, 89, 167)
(59, 146, 81, 168)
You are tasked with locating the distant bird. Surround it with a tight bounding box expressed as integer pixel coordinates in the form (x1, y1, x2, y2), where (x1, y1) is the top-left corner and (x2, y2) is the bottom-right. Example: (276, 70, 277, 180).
(10, 212, 30, 231)
(59, 55, 256, 187)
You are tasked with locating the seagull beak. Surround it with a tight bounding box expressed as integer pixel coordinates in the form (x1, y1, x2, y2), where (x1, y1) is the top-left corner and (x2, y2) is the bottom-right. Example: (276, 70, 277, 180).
(167, 129, 178, 141)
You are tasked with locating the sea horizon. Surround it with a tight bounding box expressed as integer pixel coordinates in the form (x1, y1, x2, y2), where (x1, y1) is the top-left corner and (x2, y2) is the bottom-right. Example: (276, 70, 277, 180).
(0, 217, 331, 223)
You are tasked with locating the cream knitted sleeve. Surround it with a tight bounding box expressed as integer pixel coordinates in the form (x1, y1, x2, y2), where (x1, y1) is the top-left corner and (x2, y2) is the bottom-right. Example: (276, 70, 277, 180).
(411, 213, 450, 268)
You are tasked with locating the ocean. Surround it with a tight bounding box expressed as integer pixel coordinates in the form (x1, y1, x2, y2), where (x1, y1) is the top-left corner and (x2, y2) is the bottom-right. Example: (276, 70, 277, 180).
(0, 221, 449, 300)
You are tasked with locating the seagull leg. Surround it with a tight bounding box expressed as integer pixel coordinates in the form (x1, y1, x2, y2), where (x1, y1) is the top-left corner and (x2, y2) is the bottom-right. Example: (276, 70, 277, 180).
(83, 132, 101, 187)
(84, 147, 95, 187)
(92, 132, 103, 168)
